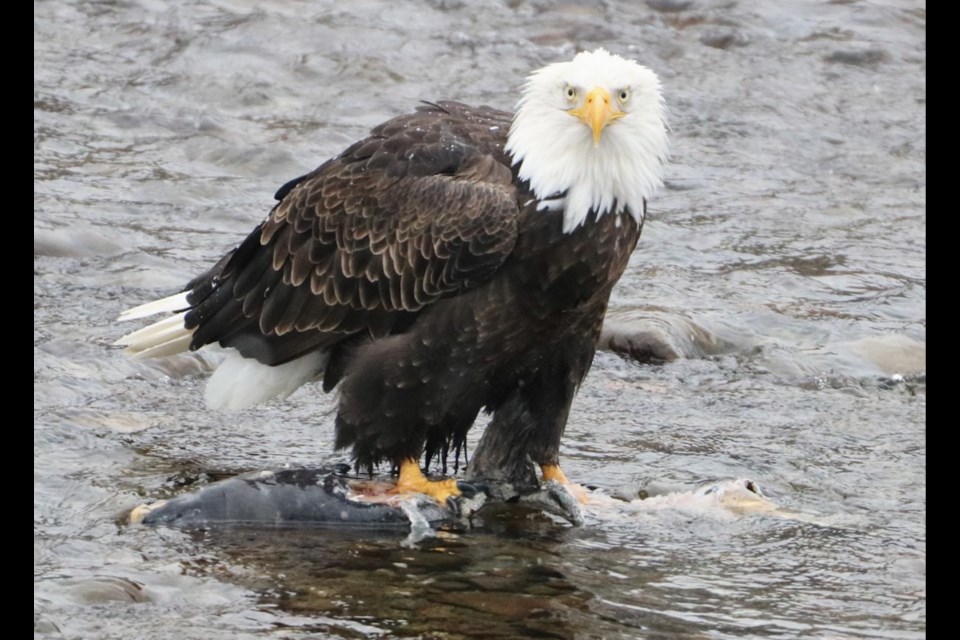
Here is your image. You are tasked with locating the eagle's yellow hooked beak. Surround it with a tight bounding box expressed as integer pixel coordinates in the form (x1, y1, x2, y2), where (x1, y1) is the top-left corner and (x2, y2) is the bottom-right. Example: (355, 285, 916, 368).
(569, 87, 624, 146)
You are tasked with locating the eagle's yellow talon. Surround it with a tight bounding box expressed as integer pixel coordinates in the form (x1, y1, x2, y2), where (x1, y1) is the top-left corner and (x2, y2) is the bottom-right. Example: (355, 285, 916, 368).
(395, 459, 461, 504)
(540, 464, 570, 485)
(540, 463, 590, 504)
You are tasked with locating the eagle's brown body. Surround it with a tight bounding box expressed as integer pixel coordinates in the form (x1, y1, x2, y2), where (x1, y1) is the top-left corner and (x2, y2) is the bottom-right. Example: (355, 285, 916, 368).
(117, 50, 670, 505)
(180, 101, 642, 475)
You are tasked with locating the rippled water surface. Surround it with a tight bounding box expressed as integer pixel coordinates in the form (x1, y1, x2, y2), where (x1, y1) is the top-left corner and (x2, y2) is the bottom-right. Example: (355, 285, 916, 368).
(35, 1, 925, 638)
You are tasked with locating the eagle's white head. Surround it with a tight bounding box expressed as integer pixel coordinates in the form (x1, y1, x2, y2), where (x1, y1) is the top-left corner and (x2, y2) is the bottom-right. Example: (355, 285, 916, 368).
(505, 48, 669, 233)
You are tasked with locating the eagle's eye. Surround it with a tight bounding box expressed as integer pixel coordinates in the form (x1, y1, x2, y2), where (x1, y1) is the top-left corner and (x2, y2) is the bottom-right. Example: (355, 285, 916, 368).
(564, 84, 577, 103)
(617, 88, 631, 105)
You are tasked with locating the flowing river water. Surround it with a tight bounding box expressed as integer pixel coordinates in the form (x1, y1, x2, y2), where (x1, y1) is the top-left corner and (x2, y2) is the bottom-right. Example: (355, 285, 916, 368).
(35, 1, 925, 638)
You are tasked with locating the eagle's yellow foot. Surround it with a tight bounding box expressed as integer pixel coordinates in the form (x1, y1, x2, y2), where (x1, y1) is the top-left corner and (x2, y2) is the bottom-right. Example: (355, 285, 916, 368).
(540, 464, 591, 504)
(395, 458, 462, 504)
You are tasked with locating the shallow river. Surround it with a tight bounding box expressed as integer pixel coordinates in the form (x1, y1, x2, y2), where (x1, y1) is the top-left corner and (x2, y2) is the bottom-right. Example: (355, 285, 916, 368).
(35, 1, 925, 638)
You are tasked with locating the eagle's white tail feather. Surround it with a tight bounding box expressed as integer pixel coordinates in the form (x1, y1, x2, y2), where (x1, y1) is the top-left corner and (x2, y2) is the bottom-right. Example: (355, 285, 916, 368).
(204, 350, 329, 410)
(128, 332, 194, 359)
(116, 291, 190, 322)
(115, 294, 328, 410)
(113, 311, 193, 357)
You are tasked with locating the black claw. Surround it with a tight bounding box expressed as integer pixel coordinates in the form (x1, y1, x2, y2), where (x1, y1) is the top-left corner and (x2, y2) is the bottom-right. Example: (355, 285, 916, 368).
(445, 494, 461, 517)
(455, 480, 488, 499)
(445, 482, 488, 521)
(518, 482, 584, 526)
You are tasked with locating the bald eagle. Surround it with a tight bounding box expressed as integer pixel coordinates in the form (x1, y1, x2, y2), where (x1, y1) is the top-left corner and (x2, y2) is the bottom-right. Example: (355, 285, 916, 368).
(115, 48, 669, 504)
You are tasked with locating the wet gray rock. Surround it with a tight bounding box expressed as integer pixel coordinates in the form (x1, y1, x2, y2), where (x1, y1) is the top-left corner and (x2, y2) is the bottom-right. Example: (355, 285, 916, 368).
(824, 48, 892, 68)
(647, 0, 695, 12)
(700, 28, 750, 50)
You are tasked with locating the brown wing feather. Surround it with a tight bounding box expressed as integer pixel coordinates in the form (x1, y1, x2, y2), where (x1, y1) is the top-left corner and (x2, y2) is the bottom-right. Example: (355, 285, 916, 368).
(184, 102, 518, 366)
